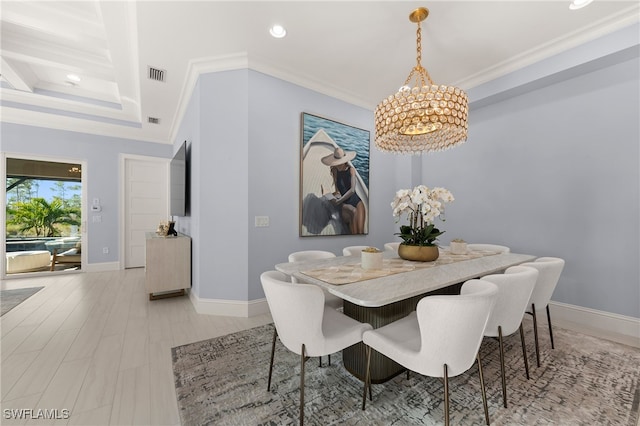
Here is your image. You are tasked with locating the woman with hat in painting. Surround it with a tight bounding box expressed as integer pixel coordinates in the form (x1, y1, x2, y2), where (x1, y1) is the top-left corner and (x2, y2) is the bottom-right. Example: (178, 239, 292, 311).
(321, 147, 366, 234)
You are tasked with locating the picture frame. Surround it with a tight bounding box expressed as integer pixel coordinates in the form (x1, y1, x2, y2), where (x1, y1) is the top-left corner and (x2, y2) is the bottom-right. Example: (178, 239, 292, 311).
(299, 112, 370, 237)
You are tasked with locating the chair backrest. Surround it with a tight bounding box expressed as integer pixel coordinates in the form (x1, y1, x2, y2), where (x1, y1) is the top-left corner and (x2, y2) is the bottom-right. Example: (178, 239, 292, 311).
(477, 265, 539, 337)
(342, 246, 370, 256)
(520, 257, 565, 310)
(414, 279, 498, 377)
(467, 243, 511, 253)
(384, 242, 400, 253)
(260, 270, 326, 355)
(288, 251, 336, 283)
(288, 250, 336, 262)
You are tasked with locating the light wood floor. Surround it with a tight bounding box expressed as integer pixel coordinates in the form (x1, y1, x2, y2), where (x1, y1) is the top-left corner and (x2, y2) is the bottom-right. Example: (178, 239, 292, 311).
(0, 268, 272, 425)
(2, 269, 638, 426)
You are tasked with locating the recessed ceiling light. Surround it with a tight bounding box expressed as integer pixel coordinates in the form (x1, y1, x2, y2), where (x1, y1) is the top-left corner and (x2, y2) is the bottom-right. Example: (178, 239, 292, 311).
(569, 0, 594, 10)
(66, 74, 81, 82)
(269, 24, 287, 38)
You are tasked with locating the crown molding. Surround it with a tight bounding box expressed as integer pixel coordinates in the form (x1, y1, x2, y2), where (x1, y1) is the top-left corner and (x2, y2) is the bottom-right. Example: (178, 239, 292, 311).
(0, 106, 167, 144)
(456, 4, 640, 89)
(168, 53, 374, 144)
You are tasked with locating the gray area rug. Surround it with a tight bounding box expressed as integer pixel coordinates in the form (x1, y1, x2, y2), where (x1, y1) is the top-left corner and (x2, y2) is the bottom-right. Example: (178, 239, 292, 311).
(172, 323, 640, 425)
(0, 287, 44, 316)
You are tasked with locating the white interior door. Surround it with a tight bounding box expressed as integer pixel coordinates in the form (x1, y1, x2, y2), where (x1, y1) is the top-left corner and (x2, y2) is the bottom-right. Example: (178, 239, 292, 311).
(124, 157, 169, 268)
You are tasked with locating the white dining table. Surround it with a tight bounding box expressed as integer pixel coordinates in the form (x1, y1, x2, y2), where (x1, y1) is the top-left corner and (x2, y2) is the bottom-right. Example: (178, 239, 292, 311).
(275, 249, 537, 382)
(275, 250, 536, 307)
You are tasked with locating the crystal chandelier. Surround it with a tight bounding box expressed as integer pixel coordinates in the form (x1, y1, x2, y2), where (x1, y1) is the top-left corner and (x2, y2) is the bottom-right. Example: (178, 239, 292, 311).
(374, 7, 468, 154)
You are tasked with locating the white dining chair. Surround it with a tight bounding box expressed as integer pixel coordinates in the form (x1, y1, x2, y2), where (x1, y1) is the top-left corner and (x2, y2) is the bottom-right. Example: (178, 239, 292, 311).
(261, 270, 372, 426)
(342, 245, 370, 256)
(468, 243, 511, 253)
(361, 279, 498, 426)
(383, 242, 400, 253)
(288, 250, 336, 270)
(288, 250, 342, 310)
(519, 257, 565, 367)
(288, 250, 343, 367)
(471, 265, 538, 408)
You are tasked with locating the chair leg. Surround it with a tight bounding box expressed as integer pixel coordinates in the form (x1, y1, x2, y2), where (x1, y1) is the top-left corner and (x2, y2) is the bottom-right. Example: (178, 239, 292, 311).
(498, 326, 507, 408)
(531, 303, 541, 367)
(369, 372, 372, 401)
(318, 354, 332, 367)
(300, 344, 306, 426)
(362, 345, 372, 410)
(443, 364, 450, 426)
(477, 352, 490, 426)
(267, 327, 277, 391)
(546, 305, 555, 349)
(519, 323, 530, 380)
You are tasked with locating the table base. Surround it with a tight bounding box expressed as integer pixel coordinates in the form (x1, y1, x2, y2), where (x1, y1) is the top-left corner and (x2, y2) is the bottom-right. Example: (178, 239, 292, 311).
(343, 283, 462, 383)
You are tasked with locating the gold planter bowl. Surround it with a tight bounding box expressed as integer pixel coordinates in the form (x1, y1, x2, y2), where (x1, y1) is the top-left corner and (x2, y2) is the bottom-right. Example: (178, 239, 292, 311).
(398, 244, 440, 262)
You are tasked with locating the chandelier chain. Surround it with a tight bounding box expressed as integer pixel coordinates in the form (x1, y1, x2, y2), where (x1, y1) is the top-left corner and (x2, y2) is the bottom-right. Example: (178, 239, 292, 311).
(416, 22, 422, 68)
(404, 20, 432, 87)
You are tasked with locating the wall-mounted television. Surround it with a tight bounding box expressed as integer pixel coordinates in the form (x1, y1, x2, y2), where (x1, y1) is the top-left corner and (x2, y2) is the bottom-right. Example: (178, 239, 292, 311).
(169, 141, 189, 217)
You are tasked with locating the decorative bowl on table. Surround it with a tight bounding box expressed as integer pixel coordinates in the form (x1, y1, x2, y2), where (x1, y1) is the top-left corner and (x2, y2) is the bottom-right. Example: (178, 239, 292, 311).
(398, 244, 440, 262)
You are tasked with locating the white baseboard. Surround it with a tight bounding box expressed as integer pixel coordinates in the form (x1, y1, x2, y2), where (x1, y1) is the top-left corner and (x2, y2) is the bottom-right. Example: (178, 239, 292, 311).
(83, 261, 120, 272)
(189, 290, 270, 318)
(549, 301, 640, 348)
(186, 291, 639, 348)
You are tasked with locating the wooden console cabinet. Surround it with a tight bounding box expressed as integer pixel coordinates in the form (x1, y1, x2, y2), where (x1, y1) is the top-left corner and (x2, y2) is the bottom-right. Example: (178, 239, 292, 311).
(145, 232, 191, 300)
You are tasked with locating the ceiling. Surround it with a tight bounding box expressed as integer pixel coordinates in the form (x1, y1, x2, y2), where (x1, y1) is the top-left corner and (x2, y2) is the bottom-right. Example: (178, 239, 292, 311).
(1, 1, 638, 145)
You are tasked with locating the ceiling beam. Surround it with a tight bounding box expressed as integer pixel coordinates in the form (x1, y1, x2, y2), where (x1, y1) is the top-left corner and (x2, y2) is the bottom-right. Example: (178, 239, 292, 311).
(0, 57, 34, 92)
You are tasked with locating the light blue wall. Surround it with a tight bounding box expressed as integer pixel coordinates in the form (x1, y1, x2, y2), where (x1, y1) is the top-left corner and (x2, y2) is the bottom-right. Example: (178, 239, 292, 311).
(173, 80, 200, 293)
(246, 71, 401, 300)
(2, 23, 637, 319)
(1, 125, 171, 264)
(196, 70, 250, 300)
(423, 41, 639, 317)
(173, 72, 251, 301)
(176, 69, 401, 301)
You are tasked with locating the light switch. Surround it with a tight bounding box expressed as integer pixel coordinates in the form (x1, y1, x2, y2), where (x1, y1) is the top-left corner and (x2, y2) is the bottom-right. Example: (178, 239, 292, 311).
(255, 216, 269, 227)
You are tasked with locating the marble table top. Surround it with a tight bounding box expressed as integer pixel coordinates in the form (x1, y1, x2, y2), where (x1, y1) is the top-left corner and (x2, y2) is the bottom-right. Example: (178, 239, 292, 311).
(275, 249, 536, 307)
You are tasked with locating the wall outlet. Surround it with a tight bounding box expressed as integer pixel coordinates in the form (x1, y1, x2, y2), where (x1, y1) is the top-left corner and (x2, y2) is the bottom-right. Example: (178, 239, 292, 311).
(254, 216, 269, 227)
(103, 247, 109, 254)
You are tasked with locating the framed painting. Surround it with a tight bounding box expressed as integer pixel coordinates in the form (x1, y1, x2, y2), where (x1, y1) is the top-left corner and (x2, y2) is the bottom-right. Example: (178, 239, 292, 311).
(299, 112, 370, 236)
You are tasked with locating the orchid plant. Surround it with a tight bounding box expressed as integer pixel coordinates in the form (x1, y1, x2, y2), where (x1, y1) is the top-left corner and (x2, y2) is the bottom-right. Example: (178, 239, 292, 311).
(391, 185, 454, 246)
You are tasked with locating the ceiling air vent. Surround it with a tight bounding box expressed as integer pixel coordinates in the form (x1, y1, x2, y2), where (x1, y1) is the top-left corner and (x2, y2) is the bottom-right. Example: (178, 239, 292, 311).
(148, 117, 160, 124)
(148, 66, 166, 82)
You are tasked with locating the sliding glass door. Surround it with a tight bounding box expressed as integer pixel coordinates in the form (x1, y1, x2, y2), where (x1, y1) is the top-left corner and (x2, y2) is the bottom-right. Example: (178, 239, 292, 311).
(3, 155, 84, 276)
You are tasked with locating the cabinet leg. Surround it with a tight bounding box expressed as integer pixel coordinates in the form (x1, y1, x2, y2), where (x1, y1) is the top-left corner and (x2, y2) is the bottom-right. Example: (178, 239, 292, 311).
(149, 289, 185, 301)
